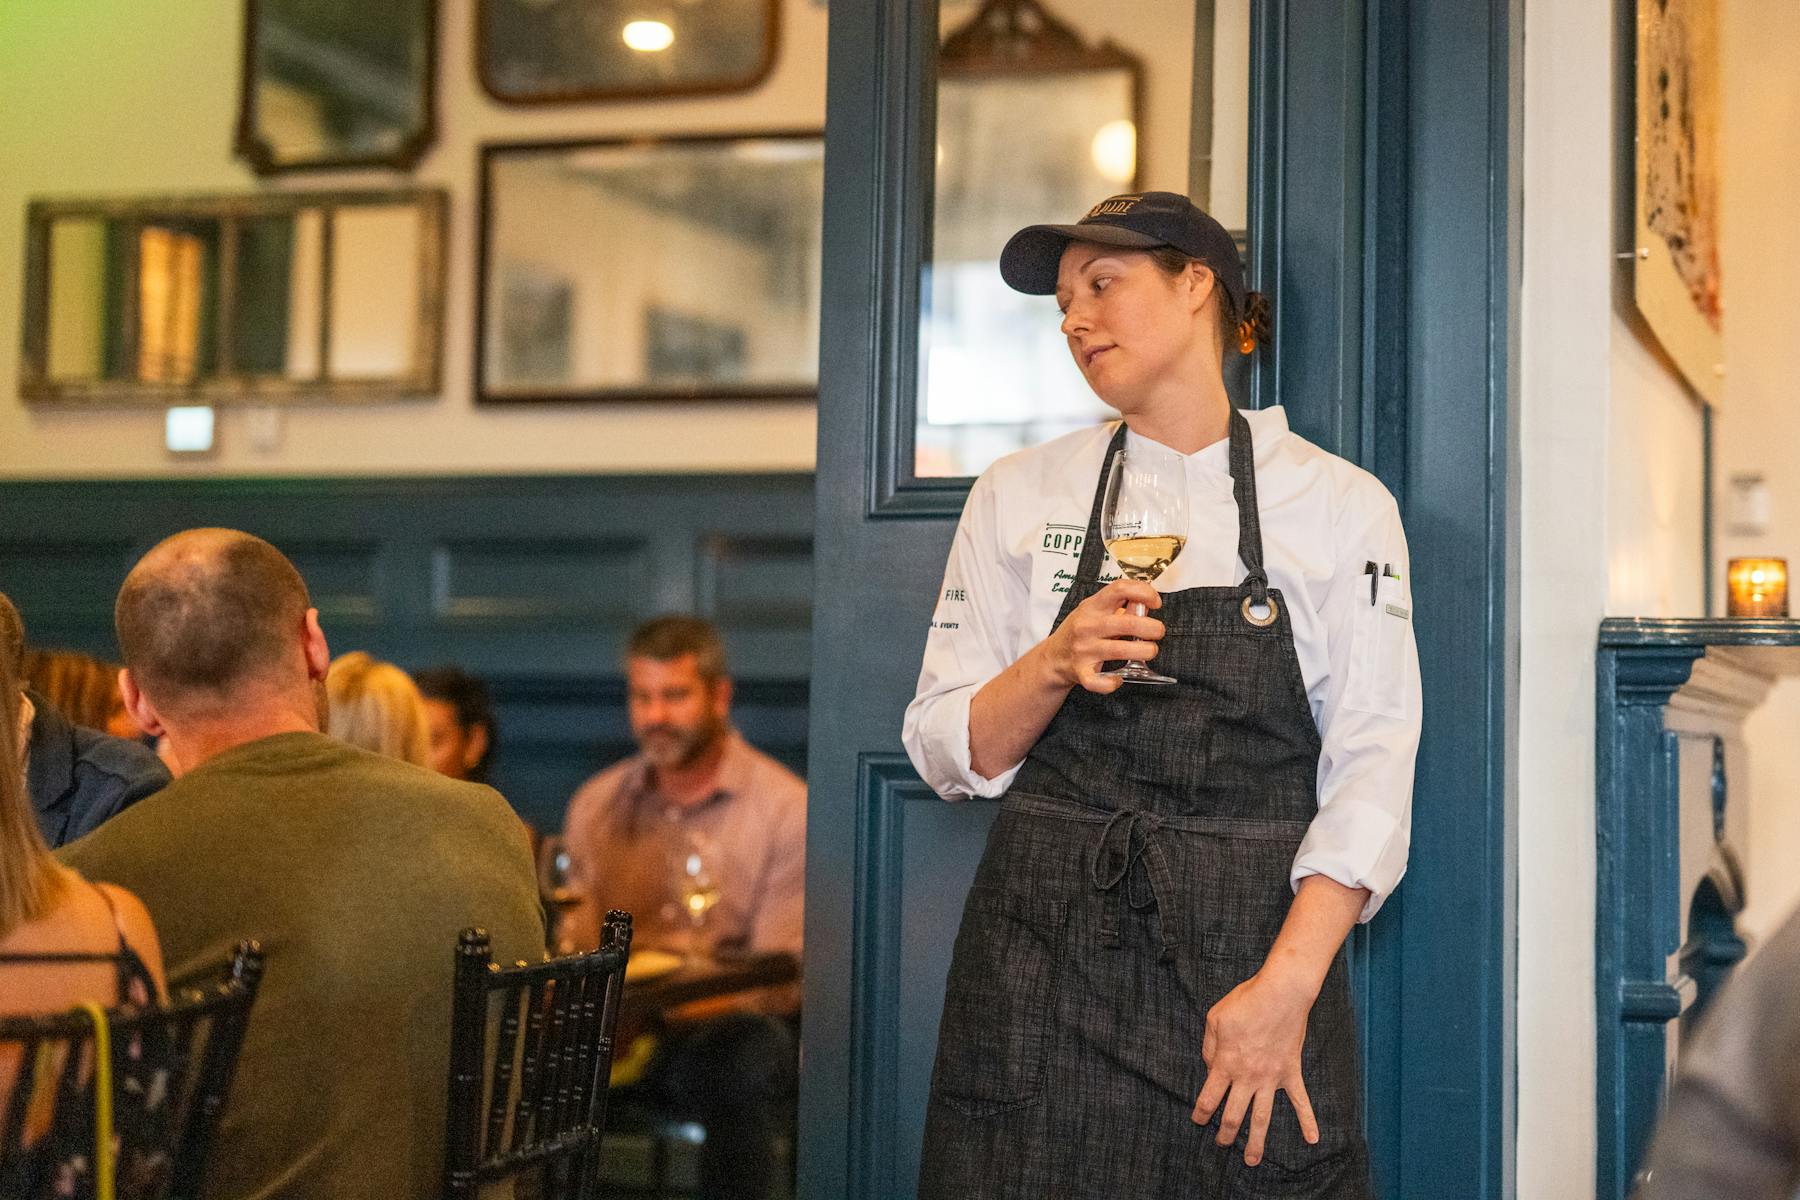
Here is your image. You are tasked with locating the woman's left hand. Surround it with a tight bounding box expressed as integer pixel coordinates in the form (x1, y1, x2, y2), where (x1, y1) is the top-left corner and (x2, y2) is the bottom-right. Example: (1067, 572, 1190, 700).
(1191, 969, 1322, 1166)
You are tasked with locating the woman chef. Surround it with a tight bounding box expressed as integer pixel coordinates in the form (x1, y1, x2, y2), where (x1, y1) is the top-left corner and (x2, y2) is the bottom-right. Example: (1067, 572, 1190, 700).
(902, 191, 1421, 1199)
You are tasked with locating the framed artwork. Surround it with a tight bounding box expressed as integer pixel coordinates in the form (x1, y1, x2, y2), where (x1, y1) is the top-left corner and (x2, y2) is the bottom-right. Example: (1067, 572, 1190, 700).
(477, 0, 779, 104)
(476, 132, 823, 404)
(1633, 0, 1724, 405)
(236, 0, 437, 174)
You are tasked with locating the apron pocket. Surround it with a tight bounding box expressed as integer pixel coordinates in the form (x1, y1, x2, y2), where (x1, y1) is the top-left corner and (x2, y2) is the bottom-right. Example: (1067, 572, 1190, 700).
(930, 884, 1067, 1119)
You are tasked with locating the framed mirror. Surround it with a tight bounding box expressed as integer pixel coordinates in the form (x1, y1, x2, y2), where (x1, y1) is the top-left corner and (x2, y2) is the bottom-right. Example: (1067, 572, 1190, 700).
(477, 0, 779, 105)
(912, 0, 1249, 481)
(20, 190, 447, 404)
(237, 0, 436, 174)
(477, 133, 823, 404)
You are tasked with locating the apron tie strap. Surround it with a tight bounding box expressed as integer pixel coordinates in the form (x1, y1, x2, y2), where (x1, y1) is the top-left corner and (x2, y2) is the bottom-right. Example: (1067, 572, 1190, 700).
(1090, 808, 1182, 961)
(1228, 408, 1270, 608)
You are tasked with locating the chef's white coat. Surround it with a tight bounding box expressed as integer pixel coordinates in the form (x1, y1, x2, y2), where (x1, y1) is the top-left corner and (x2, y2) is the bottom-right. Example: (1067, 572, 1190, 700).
(901, 406, 1421, 922)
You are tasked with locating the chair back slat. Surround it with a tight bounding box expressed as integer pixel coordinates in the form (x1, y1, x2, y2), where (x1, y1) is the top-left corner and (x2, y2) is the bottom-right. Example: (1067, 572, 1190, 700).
(552, 970, 593, 1136)
(482, 980, 525, 1153)
(556, 970, 593, 1136)
(532, 979, 568, 1141)
(588, 968, 623, 1144)
(0, 942, 265, 1200)
(440, 912, 633, 1200)
(543, 976, 573, 1138)
(510, 975, 550, 1154)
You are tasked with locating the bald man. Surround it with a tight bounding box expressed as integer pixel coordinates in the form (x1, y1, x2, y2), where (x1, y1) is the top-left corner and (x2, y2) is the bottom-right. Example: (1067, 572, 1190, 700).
(58, 529, 543, 1200)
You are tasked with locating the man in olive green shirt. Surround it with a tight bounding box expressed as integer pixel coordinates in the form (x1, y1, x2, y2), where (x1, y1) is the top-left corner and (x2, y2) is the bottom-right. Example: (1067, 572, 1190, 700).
(60, 529, 543, 1200)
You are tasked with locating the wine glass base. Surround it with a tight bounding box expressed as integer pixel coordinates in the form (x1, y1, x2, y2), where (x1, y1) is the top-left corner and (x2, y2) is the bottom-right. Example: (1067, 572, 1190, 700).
(1099, 665, 1178, 686)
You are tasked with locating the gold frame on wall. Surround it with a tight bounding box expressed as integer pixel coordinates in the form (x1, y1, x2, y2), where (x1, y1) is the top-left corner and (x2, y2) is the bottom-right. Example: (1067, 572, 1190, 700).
(1633, 0, 1724, 406)
(18, 189, 447, 406)
(475, 0, 780, 106)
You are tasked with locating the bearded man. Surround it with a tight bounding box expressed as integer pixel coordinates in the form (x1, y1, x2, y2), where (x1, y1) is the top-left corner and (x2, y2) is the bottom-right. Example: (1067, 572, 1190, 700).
(560, 614, 805, 1200)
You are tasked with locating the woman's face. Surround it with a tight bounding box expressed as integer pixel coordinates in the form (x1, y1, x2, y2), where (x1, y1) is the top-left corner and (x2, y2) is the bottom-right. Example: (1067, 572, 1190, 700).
(1054, 242, 1209, 410)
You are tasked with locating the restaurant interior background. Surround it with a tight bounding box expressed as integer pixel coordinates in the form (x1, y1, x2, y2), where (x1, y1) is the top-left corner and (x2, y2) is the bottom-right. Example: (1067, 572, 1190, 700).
(2, 0, 1800, 1196)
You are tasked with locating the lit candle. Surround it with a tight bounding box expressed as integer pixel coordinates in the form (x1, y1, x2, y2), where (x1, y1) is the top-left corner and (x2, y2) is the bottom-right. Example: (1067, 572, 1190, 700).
(1726, 557, 1790, 618)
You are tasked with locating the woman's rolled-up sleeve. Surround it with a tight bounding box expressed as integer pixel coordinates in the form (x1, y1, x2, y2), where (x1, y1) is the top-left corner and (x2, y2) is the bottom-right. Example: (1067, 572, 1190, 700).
(902, 473, 1032, 800)
(1291, 493, 1421, 923)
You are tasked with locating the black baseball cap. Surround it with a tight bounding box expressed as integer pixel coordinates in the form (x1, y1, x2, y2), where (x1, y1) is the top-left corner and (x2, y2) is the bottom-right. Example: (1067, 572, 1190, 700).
(998, 191, 1245, 312)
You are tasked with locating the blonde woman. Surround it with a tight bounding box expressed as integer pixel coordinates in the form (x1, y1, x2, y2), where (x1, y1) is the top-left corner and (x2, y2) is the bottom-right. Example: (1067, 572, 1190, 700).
(0, 638, 165, 1017)
(325, 652, 432, 767)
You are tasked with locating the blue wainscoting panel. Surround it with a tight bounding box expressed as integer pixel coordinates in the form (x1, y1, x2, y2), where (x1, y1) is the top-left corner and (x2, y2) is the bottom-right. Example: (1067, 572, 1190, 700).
(0, 473, 813, 833)
(848, 755, 996, 1200)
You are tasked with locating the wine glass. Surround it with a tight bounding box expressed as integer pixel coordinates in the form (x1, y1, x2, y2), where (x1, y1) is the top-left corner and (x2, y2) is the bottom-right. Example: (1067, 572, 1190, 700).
(1100, 440, 1188, 685)
(672, 832, 721, 958)
(536, 835, 579, 954)
(537, 835, 579, 911)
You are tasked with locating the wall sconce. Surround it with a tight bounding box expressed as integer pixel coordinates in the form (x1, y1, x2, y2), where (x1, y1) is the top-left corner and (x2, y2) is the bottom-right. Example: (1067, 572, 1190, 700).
(1726, 557, 1789, 618)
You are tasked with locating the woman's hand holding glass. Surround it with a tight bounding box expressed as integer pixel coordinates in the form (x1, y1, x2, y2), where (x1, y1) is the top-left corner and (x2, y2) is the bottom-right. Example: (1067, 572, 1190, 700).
(1044, 578, 1166, 694)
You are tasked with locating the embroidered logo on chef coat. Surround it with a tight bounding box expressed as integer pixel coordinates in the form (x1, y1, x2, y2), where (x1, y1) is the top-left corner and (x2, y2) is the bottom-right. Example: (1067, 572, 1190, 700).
(1038, 522, 1116, 596)
(929, 584, 968, 632)
(1041, 524, 1085, 558)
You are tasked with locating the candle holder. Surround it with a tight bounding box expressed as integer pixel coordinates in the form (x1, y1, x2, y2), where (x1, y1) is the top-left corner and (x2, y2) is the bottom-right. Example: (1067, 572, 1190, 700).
(1726, 557, 1789, 618)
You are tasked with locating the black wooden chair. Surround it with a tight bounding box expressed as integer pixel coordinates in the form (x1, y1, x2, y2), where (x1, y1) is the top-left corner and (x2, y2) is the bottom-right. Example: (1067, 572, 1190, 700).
(443, 911, 633, 1200)
(0, 941, 265, 1200)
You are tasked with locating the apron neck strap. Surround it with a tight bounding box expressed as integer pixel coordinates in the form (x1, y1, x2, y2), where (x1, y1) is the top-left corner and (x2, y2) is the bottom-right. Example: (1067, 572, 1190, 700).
(1229, 408, 1269, 605)
(1061, 411, 1267, 621)
(1056, 423, 1129, 626)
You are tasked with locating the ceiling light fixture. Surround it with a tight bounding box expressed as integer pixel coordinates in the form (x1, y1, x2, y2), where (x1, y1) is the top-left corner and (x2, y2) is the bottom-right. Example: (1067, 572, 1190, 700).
(1090, 119, 1137, 185)
(622, 20, 675, 52)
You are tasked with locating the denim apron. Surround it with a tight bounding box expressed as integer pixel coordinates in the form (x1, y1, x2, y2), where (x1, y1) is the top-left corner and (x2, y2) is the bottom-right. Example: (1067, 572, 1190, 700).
(919, 411, 1372, 1199)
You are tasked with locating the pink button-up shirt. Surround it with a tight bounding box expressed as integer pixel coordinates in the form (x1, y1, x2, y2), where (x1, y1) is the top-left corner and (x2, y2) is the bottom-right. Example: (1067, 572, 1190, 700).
(562, 730, 806, 957)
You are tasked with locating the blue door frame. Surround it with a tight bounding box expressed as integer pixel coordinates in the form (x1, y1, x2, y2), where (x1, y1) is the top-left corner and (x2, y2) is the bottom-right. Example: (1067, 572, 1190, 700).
(801, 1, 1520, 1196)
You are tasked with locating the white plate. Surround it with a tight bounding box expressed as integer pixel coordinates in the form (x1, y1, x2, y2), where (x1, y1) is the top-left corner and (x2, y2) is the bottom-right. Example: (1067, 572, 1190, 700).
(624, 949, 683, 982)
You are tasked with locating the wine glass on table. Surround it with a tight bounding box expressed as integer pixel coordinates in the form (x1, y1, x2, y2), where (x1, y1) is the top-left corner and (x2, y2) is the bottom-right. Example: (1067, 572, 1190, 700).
(673, 833, 721, 960)
(536, 835, 580, 953)
(1100, 439, 1188, 686)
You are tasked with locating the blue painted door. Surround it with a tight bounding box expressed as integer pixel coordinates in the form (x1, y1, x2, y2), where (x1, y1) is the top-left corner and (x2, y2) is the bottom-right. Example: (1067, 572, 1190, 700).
(799, 3, 1518, 1198)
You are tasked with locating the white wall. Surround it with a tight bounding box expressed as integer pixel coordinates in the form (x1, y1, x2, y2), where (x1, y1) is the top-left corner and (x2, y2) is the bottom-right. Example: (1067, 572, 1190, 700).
(1607, 321, 1706, 616)
(1710, 0, 1800, 946)
(1518, 4, 1614, 1194)
(0, 0, 827, 478)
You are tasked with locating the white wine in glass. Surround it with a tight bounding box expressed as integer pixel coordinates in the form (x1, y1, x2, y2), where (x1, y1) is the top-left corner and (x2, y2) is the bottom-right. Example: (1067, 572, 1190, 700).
(1100, 441, 1188, 685)
(1106, 534, 1187, 580)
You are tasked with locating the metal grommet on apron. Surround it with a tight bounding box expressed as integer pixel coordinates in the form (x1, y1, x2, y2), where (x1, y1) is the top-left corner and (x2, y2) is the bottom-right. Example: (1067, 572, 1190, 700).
(919, 410, 1373, 1200)
(1241, 593, 1279, 627)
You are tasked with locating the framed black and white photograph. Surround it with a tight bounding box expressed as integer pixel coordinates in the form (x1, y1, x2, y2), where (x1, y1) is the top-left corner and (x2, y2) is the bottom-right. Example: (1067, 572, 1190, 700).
(476, 132, 823, 405)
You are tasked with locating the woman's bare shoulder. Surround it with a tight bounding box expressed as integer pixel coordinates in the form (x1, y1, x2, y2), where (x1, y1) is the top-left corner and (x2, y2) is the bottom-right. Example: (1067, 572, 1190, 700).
(93, 880, 167, 996)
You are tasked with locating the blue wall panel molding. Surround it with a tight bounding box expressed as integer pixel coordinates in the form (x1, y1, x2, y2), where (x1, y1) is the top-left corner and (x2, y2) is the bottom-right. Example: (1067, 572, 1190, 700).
(0, 472, 813, 831)
(1595, 617, 1800, 1199)
(846, 754, 997, 1199)
(846, 754, 926, 1200)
